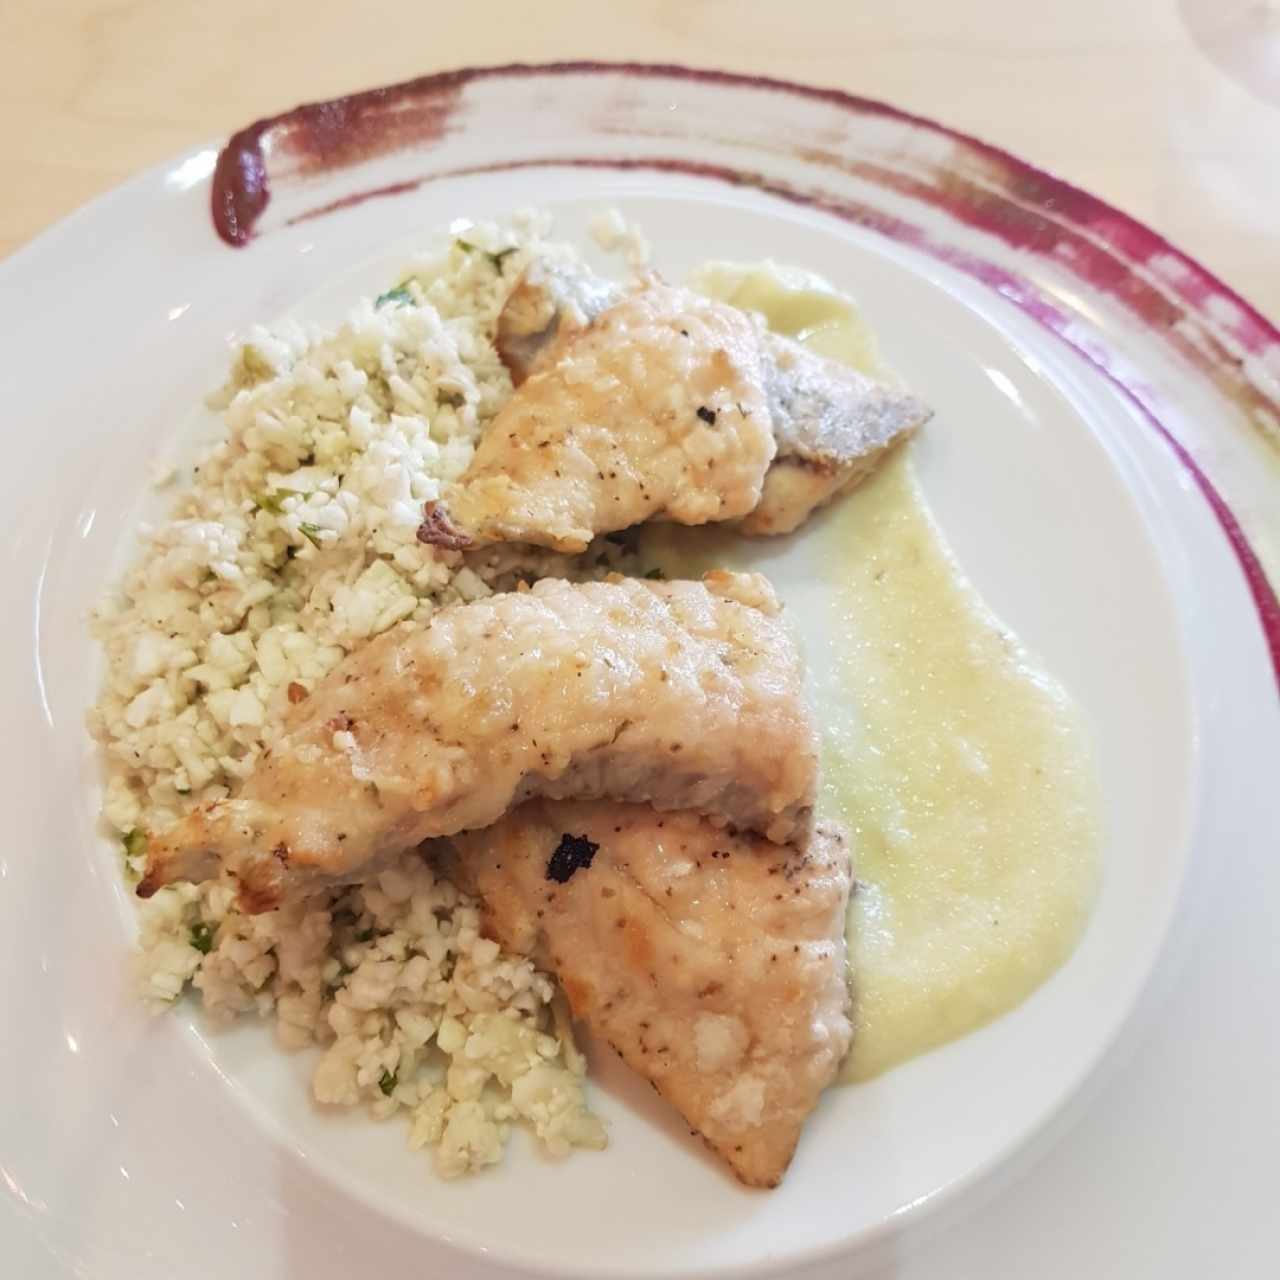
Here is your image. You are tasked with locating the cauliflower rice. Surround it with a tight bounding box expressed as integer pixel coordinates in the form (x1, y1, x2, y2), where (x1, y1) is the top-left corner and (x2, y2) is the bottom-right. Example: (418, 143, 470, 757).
(90, 215, 631, 1177)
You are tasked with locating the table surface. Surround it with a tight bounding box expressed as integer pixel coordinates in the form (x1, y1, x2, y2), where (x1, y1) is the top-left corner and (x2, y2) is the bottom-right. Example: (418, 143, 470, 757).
(4, 3, 1279, 1278)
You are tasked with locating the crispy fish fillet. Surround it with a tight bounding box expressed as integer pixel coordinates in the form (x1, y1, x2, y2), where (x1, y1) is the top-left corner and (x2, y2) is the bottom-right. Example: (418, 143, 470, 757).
(418, 281, 776, 554)
(139, 572, 817, 909)
(441, 800, 853, 1188)
(485, 260, 930, 538)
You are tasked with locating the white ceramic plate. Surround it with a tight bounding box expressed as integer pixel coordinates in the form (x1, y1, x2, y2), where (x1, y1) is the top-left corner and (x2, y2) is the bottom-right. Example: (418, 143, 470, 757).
(2, 65, 1277, 1280)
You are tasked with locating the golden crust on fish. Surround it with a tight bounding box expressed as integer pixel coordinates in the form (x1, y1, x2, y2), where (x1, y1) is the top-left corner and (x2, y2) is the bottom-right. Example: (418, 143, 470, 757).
(419, 282, 776, 554)
(476, 263, 930, 544)
(139, 573, 818, 909)
(442, 800, 853, 1188)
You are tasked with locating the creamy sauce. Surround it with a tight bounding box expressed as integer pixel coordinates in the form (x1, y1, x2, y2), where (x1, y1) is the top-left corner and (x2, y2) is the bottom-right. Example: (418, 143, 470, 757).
(818, 454, 1098, 1079)
(650, 261, 1100, 1081)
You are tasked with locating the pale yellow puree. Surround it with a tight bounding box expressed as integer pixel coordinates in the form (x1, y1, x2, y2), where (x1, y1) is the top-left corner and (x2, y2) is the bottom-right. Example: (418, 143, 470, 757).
(648, 261, 1100, 1081)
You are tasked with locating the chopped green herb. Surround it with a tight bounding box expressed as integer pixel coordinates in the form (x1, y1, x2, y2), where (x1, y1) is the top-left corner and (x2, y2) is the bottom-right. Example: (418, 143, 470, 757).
(375, 284, 414, 309)
(298, 522, 325, 549)
(122, 828, 147, 859)
(378, 1069, 398, 1097)
(455, 239, 516, 270)
(253, 487, 304, 516)
(190, 921, 215, 955)
(355, 928, 374, 943)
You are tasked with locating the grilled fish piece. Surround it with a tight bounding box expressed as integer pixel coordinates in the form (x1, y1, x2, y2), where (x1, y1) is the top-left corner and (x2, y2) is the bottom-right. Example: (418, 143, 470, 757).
(442, 799, 853, 1188)
(495, 257, 622, 382)
(139, 572, 817, 909)
(419, 281, 776, 554)
(742, 331, 929, 535)
(479, 261, 930, 539)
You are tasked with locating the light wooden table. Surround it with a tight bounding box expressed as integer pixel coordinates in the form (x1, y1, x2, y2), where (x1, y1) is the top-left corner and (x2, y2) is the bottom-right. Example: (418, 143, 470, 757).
(3, 0, 1278, 318)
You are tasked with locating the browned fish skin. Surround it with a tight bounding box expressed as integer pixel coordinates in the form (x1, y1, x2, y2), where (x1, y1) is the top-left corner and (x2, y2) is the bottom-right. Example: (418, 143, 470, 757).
(740, 333, 930, 535)
(495, 258, 621, 383)
(139, 573, 818, 909)
(419, 283, 776, 554)
(442, 800, 854, 1188)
